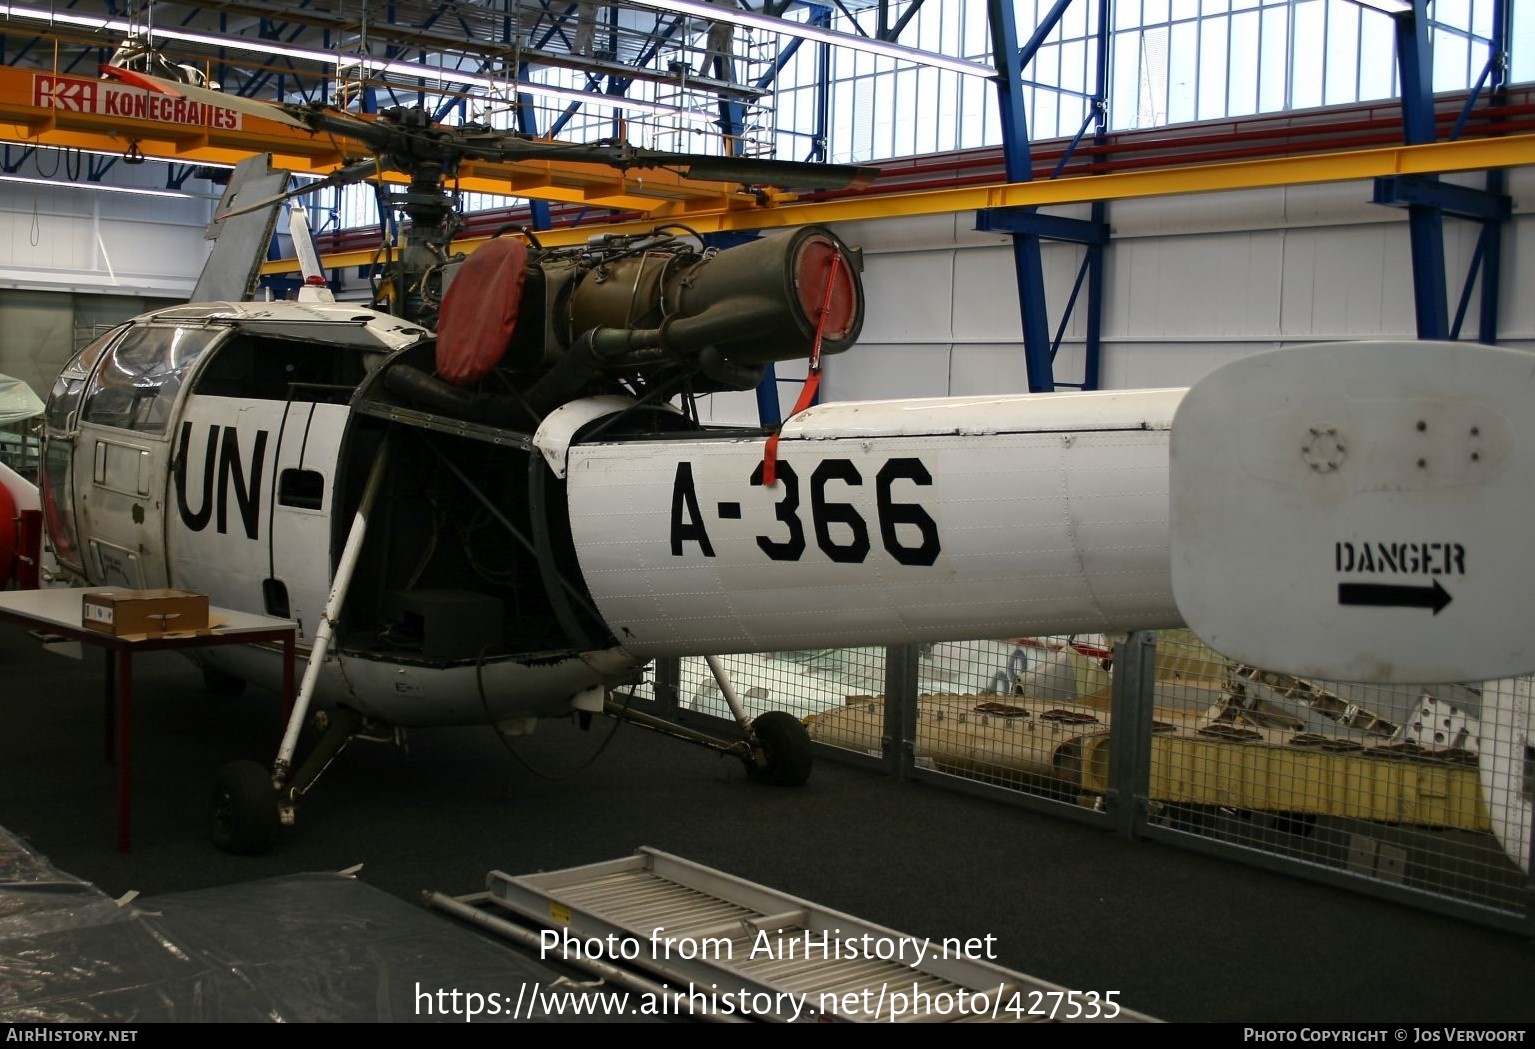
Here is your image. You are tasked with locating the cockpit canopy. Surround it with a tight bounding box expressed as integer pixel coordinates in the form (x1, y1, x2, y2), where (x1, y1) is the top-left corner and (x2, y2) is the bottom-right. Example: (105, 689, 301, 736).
(40, 302, 430, 575)
(47, 304, 428, 434)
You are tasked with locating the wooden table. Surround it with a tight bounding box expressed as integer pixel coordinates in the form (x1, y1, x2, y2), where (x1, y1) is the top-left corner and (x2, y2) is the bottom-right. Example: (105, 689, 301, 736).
(0, 587, 297, 852)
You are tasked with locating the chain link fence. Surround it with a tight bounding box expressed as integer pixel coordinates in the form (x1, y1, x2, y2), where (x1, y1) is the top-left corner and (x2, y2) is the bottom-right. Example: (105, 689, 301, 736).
(626, 630, 1532, 931)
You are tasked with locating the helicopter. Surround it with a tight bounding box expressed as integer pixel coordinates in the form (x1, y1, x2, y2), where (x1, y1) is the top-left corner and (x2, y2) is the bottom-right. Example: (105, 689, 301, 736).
(33, 68, 1535, 867)
(34, 67, 898, 855)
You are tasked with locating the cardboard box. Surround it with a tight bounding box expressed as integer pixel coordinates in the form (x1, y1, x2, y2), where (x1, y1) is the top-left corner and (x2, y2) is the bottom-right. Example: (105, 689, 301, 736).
(82, 588, 210, 638)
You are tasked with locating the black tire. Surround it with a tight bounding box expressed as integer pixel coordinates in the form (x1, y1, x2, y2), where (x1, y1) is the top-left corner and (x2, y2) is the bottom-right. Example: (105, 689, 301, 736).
(210, 760, 281, 855)
(202, 666, 247, 697)
(746, 711, 813, 787)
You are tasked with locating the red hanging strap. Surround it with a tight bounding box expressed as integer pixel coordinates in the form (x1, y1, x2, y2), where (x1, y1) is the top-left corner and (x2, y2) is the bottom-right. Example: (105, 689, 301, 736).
(762, 251, 843, 487)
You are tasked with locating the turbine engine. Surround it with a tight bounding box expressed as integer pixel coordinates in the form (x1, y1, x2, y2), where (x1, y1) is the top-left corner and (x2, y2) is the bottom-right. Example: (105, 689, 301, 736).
(385, 225, 865, 425)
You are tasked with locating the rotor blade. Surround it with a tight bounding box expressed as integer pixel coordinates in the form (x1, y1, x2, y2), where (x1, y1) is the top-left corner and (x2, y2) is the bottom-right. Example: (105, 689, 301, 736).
(101, 65, 312, 129)
(662, 155, 880, 190)
(215, 158, 384, 220)
(456, 134, 880, 190)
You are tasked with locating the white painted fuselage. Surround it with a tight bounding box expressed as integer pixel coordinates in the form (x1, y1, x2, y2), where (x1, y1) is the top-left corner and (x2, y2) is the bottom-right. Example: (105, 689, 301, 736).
(47, 300, 1191, 731)
(551, 389, 1185, 657)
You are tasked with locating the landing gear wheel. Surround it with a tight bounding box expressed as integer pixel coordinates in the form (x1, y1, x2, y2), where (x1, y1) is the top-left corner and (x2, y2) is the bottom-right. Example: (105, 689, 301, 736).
(202, 667, 247, 696)
(210, 760, 281, 855)
(746, 711, 813, 786)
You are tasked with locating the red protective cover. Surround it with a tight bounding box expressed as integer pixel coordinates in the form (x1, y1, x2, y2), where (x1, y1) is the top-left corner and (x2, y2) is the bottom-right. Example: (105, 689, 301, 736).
(0, 482, 15, 587)
(435, 237, 528, 386)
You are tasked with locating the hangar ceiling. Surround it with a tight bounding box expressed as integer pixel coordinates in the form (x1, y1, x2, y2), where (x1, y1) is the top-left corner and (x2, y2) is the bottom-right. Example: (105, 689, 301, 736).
(0, 0, 882, 109)
(4, 0, 1530, 385)
(0, 0, 900, 214)
(0, 1, 934, 213)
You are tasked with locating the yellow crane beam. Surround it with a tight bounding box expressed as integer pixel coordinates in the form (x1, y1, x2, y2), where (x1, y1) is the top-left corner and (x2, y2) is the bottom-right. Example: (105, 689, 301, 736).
(1, 64, 1520, 274)
(0, 65, 759, 213)
(264, 131, 1535, 274)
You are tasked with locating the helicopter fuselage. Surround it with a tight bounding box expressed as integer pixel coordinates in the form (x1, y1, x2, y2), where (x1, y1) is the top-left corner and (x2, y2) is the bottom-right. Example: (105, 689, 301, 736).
(39, 296, 1189, 735)
(40, 300, 647, 731)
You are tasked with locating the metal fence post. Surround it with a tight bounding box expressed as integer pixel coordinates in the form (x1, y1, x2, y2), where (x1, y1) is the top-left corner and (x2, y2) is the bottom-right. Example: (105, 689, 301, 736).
(652, 655, 681, 718)
(1108, 631, 1156, 840)
(883, 644, 920, 778)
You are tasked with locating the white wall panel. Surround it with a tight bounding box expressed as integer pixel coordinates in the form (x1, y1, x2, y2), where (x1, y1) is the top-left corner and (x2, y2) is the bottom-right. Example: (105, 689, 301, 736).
(856, 249, 959, 342)
(945, 342, 1037, 395)
(1097, 340, 1273, 389)
(1113, 185, 1291, 236)
(0, 156, 1528, 420)
(694, 388, 762, 426)
(1109, 230, 1284, 337)
(1500, 212, 1535, 343)
(0, 187, 210, 297)
(950, 244, 1027, 342)
(1278, 223, 1402, 337)
(823, 342, 953, 402)
(824, 165, 1534, 405)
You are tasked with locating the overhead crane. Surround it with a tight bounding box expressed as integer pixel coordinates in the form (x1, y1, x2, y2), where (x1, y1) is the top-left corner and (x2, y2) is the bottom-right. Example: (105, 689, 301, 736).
(0, 58, 1528, 353)
(238, 131, 1535, 280)
(0, 64, 763, 215)
(0, 0, 1526, 394)
(3, 56, 1512, 335)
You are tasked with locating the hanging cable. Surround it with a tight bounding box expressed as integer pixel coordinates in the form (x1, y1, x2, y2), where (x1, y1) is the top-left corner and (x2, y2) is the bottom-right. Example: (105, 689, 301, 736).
(760, 249, 844, 487)
(476, 647, 631, 782)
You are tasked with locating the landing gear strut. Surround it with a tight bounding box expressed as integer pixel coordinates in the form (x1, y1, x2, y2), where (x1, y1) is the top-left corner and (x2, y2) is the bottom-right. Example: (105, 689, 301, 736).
(600, 655, 815, 785)
(210, 706, 371, 855)
(210, 442, 392, 855)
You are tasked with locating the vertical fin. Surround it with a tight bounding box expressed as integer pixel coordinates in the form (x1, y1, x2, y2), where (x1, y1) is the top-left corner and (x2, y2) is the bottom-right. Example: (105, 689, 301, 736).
(191, 155, 293, 303)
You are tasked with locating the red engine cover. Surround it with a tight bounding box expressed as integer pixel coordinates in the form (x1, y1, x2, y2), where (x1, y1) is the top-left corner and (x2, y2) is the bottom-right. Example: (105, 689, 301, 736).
(435, 237, 528, 386)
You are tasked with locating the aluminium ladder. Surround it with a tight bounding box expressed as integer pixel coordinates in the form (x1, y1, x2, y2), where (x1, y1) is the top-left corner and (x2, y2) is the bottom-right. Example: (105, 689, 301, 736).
(426, 846, 1157, 1023)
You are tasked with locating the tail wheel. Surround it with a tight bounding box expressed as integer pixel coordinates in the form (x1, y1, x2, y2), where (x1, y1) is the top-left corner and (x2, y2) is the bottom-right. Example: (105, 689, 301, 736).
(210, 760, 281, 855)
(746, 711, 813, 787)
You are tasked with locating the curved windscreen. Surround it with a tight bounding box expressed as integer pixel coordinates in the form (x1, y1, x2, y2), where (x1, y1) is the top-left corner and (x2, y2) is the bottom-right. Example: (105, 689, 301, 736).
(80, 325, 222, 434)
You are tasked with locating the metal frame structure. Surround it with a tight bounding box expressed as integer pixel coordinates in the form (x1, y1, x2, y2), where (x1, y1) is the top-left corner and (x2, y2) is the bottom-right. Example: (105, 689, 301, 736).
(0, 1, 1526, 392)
(1372, 0, 1514, 345)
(642, 632, 1535, 935)
(974, 0, 1518, 393)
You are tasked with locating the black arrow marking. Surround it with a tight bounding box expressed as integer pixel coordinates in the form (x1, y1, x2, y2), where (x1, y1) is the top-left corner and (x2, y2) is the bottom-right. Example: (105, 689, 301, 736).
(1337, 579, 1452, 615)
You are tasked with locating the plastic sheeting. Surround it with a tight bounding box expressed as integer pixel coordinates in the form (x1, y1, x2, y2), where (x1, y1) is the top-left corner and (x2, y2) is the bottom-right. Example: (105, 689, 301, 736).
(0, 376, 43, 428)
(0, 828, 616, 1023)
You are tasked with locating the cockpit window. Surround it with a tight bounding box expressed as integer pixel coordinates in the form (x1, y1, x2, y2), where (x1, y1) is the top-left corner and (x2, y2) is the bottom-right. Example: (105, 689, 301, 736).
(80, 325, 220, 434)
(191, 333, 369, 403)
(46, 326, 123, 432)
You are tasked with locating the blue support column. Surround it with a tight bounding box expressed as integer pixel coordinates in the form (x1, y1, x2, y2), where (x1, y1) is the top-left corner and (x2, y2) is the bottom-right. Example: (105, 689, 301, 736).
(1390, 0, 1449, 339)
(978, 0, 1109, 391)
(1372, 0, 1512, 344)
(810, 6, 832, 163)
(1476, 0, 1512, 345)
(515, 81, 553, 231)
(1082, 1, 1110, 392)
(987, 0, 1056, 392)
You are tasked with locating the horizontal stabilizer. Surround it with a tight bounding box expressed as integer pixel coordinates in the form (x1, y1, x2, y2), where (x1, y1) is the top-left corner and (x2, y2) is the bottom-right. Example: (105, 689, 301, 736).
(1171, 340, 1535, 684)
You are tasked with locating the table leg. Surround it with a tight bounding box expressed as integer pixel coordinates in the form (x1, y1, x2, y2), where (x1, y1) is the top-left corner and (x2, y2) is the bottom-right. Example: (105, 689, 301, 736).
(117, 649, 132, 854)
(103, 648, 115, 763)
